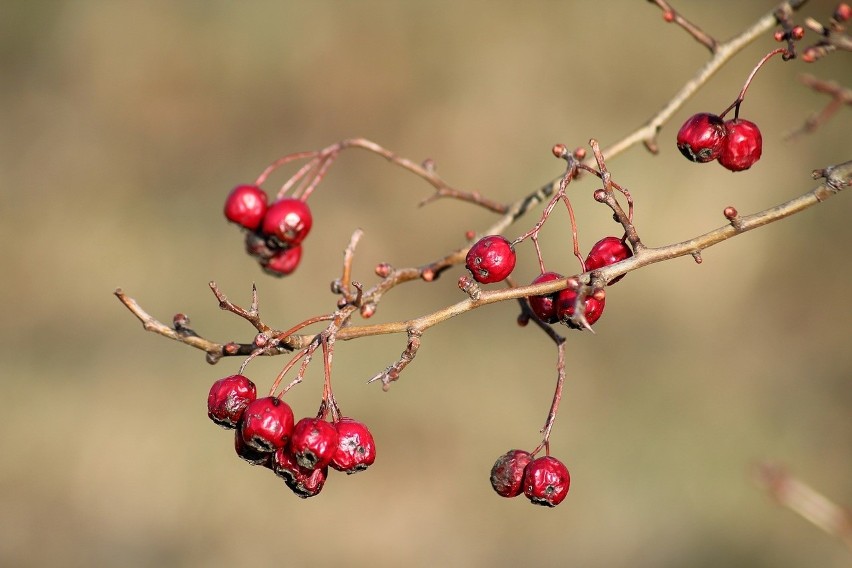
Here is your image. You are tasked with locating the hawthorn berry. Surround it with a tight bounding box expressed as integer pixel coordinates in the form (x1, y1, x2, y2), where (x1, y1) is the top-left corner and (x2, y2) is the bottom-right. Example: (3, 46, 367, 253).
(272, 447, 328, 498)
(676, 113, 726, 163)
(331, 417, 377, 474)
(465, 235, 516, 284)
(261, 198, 313, 246)
(585, 236, 632, 285)
(289, 417, 339, 470)
(261, 245, 303, 277)
(557, 289, 605, 328)
(718, 119, 762, 172)
(234, 429, 270, 466)
(224, 185, 268, 230)
(527, 272, 563, 324)
(523, 455, 571, 507)
(207, 374, 257, 429)
(490, 449, 532, 498)
(240, 396, 295, 453)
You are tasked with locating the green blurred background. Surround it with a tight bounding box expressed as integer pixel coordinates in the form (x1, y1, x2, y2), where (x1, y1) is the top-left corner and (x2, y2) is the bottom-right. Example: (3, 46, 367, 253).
(1, 1, 850, 566)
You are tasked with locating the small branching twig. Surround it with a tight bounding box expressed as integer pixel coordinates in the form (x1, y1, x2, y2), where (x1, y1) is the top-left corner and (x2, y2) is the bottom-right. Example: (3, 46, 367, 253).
(754, 462, 852, 550)
(786, 74, 852, 138)
(649, 0, 719, 52)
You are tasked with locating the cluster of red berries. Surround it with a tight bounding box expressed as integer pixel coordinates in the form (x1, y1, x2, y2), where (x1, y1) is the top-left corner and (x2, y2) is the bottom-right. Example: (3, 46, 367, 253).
(224, 185, 313, 276)
(465, 234, 632, 328)
(207, 374, 376, 498)
(490, 450, 570, 507)
(676, 113, 762, 172)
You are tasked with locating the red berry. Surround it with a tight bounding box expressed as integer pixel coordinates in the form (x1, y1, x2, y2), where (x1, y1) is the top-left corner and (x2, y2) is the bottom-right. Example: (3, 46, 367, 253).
(527, 272, 563, 324)
(289, 417, 339, 469)
(676, 113, 726, 163)
(330, 417, 377, 474)
(224, 185, 268, 230)
(207, 374, 257, 429)
(239, 397, 295, 453)
(490, 449, 532, 498)
(272, 447, 328, 498)
(261, 245, 302, 277)
(556, 289, 605, 328)
(234, 429, 271, 466)
(585, 236, 632, 285)
(835, 3, 851, 22)
(465, 235, 516, 284)
(718, 119, 762, 172)
(261, 198, 313, 246)
(523, 456, 570, 507)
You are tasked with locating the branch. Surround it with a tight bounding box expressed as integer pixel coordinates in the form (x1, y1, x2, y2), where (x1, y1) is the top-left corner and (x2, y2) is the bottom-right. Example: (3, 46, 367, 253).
(754, 462, 852, 550)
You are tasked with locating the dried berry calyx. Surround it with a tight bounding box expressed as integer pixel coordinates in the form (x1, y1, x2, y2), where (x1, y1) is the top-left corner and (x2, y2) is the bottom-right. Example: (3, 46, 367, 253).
(272, 447, 328, 498)
(490, 449, 532, 498)
(465, 235, 517, 284)
(207, 374, 257, 429)
(261, 198, 313, 246)
(676, 113, 727, 163)
(523, 456, 571, 507)
(331, 417, 377, 474)
(289, 417, 339, 470)
(718, 119, 763, 172)
(240, 396, 295, 452)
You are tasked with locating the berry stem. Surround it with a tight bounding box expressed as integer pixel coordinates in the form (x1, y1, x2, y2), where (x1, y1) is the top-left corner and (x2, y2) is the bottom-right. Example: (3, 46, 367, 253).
(531, 337, 567, 458)
(254, 150, 319, 186)
(719, 47, 789, 120)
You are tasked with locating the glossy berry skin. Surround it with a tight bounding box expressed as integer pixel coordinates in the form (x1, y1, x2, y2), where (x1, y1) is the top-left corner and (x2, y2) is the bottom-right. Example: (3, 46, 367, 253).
(261, 198, 313, 246)
(239, 397, 295, 453)
(676, 113, 726, 163)
(234, 429, 271, 466)
(523, 456, 571, 507)
(527, 272, 563, 324)
(224, 185, 268, 230)
(272, 447, 328, 498)
(261, 245, 302, 277)
(557, 289, 605, 328)
(331, 417, 376, 474)
(718, 119, 762, 172)
(465, 235, 516, 284)
(490, 449, 532, 498)
(289, 417, 339, 470)
(207, 374, 257, 429)
(585, 236, 632, 285)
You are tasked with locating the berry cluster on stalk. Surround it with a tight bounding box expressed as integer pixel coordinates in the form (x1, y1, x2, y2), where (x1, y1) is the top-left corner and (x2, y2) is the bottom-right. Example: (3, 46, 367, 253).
(207, 374, 376, 498)
(224, 185, 313, 277)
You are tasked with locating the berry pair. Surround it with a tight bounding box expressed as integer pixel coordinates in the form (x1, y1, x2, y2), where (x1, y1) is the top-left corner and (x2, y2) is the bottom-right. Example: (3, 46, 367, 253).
(224, 185, 313, 276)
(207, 374, 376, 498)
(489, 450, 571, 507)
(676, 113, 763, 172)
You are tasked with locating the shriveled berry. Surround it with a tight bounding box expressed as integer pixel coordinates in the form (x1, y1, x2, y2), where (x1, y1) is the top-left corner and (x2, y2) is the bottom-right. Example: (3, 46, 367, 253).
(240, 397, 295, 453)
(261, 245, 302, 277)
(490, 449, 532, 498)
(523, 456, 570, 507)
(207, 374, 257, 429)
(527, 272, 563, 324)
(331, 417, 377, 474)
(556, 289, 605, 328)
(289, 417, 339, 470)
(676, 113, 726, 163)
(244, 231, 276, 261)
(718, 119, 762, 172)
(224, 185, 268, 230)
(272, 447, 328, 498)
(465, 235, 516, 284)
(261, 198, 313, 246)
(585, 236, 632, 285)
(234, 429, 270, 466)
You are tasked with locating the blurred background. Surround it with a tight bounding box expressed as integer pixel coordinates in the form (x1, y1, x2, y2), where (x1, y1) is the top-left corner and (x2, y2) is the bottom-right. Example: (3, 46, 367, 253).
(1, 1, 850, 566)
